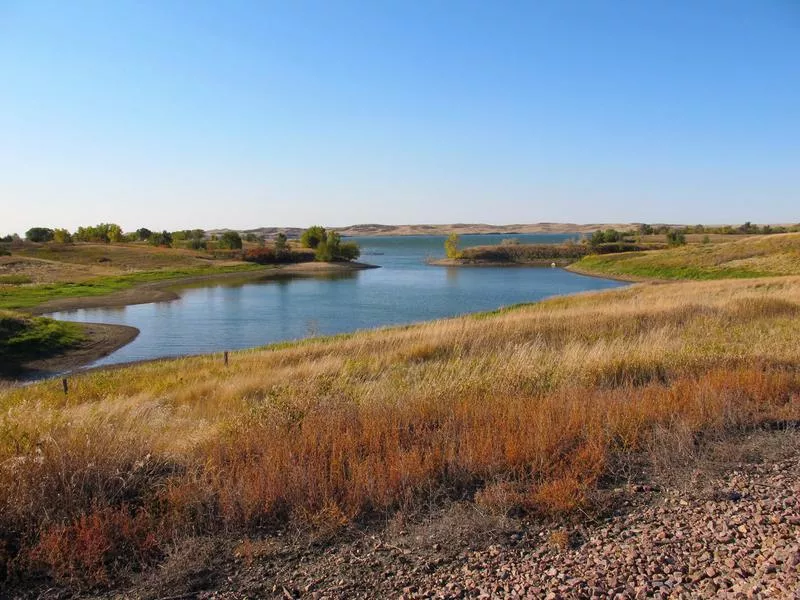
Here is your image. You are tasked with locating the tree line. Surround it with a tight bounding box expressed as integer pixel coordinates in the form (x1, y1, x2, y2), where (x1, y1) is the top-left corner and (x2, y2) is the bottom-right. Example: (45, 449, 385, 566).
(5, 223, 360, 263)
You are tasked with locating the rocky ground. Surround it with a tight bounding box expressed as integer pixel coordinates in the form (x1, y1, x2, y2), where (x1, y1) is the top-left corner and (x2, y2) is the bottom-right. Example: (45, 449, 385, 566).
(11, 429, 800, 599)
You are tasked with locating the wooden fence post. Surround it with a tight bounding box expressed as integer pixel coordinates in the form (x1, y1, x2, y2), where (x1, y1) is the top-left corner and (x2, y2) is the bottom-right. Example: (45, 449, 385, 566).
(62, 378, 68, 395)
(224, 351, 229, 366)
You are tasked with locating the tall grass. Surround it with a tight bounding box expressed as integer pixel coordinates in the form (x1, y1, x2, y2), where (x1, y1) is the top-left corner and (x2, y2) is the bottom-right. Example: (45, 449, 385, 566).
(1, 277, 800, 586)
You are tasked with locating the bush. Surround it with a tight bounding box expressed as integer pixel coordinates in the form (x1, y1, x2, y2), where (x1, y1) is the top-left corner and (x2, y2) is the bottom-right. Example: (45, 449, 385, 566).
(25, 227, 54, 243)
(244, 247, 278, 264)
(301, 226, 327, 249)
(444, 233, 461, 259)
(149, 231, 173, 247)
(74, 223, 123, 243)
(338, 242, 360, 261)
(315, 241, 334, 262)
(135, 228, 153, 241)
(53, 228, 72, 243)
(274, 232, 288, 253)
(187, 238, 207, 251)
(218, 231, 243, 250)
(312, 232, 360, 262)
(461, 244, 589, 262)
(666, 229, 687, 247)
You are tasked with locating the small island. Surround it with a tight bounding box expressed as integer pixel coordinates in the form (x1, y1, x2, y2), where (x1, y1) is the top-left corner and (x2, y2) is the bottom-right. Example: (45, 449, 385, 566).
(429, 229, 661, 267)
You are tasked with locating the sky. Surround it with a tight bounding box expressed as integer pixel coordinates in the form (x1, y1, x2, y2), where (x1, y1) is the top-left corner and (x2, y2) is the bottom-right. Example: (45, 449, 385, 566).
(1, 0, 798, 234)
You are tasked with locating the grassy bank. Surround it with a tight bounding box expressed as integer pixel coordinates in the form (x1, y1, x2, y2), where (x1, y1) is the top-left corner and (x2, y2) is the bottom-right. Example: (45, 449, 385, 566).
(0, 264, 262, 311)
(0, 311, 84, 373)
(2, 275, 799, 586)
(571, 232, 800, 280)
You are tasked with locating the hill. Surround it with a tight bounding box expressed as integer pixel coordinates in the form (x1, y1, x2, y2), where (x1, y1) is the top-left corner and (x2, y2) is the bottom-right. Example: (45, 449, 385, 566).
(219, 222, 652, 238)
(572, 232, 800, 280)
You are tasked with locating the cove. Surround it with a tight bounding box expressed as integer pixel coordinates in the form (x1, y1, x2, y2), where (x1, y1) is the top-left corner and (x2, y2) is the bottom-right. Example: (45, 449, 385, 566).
(50, 234, 626, 368)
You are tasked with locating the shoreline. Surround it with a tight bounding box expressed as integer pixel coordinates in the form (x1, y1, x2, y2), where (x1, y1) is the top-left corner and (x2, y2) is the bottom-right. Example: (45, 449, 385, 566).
(28, 261, 378, 315)
(564, 263, 661, 283)
(1, 262, 377, 384)
(4, 260, 636, 385)
(0, 322, 139, 384)
(427, 257, 644, 284)
(428, 257, 575, 268)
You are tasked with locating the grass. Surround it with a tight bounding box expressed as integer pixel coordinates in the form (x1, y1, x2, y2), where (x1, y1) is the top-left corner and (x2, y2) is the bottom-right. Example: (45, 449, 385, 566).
(0, 275, 33, 285)
(1, 276, 800, 587)
(573, 232, 800, 280)
(0, 264, 263, 310)
(12, 242, 228, 270)
(0, 310, 85, 371)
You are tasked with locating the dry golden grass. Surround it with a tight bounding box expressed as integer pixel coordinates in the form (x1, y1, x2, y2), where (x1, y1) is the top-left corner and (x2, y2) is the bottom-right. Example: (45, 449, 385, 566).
(2, 277, 800, 585)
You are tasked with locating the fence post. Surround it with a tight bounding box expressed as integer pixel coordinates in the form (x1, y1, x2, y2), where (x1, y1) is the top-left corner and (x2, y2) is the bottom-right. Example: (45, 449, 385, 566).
(62, 378, 68, 395)
(224, 351, 229, 366)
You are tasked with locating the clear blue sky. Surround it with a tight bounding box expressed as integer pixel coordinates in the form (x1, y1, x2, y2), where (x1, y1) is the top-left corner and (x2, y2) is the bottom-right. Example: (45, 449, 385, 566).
(1, 0, 798, 234)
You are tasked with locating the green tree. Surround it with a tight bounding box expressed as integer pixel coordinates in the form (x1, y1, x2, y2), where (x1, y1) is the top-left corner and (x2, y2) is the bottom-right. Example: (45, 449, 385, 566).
(149, 230, 173, 247)
(25, 227, 54, 242)
(274, 232, 288, 253)
(136, 228, 152, 241)
(301, 226, 327, 249)
(52, 228, 72, 243)
(666, 229, 686, 246)
(338, 241, 360, 261)
(589, 230, 605, 249)
(444, 232, 461, 259)
(108, 224, 123, 243)
(218, 231, 243, 250)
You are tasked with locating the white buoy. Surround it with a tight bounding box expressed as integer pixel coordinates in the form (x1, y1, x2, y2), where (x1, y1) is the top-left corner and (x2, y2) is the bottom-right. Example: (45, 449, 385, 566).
(551, 262, 556, 268)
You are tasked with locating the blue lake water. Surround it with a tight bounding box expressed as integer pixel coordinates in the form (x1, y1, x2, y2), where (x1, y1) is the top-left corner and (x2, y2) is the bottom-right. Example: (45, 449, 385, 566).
(50, 234, 625, 367)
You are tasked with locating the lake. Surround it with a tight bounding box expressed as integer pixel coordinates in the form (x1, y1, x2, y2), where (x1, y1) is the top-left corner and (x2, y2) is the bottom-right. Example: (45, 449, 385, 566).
(50, 234, 625, 367)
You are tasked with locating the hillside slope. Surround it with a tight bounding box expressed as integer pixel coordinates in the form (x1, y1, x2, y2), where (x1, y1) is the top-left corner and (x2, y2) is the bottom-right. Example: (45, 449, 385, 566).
(572, 232, 800, 280)
(2, 275, 800, 591)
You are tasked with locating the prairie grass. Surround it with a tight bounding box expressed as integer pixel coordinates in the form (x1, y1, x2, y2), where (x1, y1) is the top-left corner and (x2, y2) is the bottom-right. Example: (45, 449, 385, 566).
(2, 276, 800, 586)
(573, 232, 800, 280)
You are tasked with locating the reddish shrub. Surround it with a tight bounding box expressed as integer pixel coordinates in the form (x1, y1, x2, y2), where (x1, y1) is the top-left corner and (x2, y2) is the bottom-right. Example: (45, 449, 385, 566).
(29, 506, 161, 587)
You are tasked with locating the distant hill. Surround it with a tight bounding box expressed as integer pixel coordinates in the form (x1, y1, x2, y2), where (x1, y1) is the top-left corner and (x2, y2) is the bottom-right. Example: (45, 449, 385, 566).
(208, 223, 674, 238)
